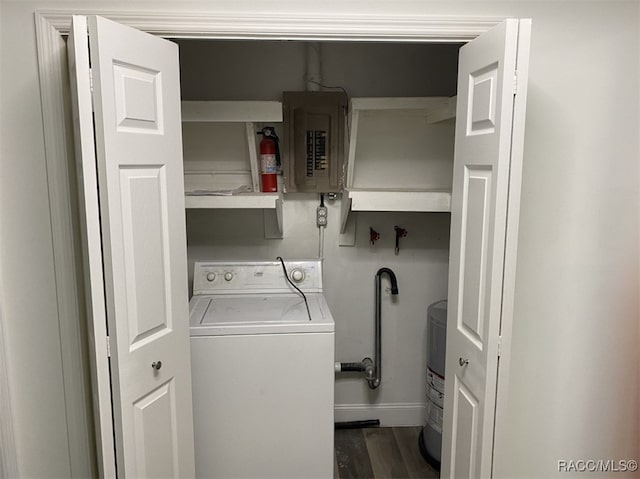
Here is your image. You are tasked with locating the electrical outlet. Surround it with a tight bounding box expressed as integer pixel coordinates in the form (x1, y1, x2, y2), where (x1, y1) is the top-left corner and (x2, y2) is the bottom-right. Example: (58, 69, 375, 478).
(316, 206, 328, 226)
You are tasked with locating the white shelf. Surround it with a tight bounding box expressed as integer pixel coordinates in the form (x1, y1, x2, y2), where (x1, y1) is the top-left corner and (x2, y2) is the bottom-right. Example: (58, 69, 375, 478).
(346, 96, 456, 191)
(181, 101, 283, 122)
(185, 193, 283, 238)
(185, 192, 281, 209)
(340, 97, 456, 246)
(350, 97, 453, 113)
(181, 100, 285, 238)
(340, 188, 450, 244)
(346, 188, 451, 213)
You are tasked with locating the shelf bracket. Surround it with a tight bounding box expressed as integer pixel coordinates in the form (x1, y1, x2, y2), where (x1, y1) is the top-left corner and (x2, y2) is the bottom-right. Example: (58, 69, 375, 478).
(245, 122, 261, 192)
(426, 96, 457, 124)
(339, 192, 357, 246)
(263, 196, 283, 239)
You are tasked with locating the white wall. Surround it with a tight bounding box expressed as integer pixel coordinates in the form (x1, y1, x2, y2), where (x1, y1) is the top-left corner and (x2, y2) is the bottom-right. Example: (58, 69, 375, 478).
(186, 202, 452, 423)
(492, 3, 640, 477)
(180, 39, 458, 424)
(1, 1, 638, 478)
(0, 3, 74, 478)
(176, 39, 459, 100)
(0, 0, 20, 474)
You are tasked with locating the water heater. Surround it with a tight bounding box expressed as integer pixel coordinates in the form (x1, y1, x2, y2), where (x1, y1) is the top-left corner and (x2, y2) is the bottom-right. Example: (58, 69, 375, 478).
(419, 299, 447, 470)
(282, 91, 346, 193)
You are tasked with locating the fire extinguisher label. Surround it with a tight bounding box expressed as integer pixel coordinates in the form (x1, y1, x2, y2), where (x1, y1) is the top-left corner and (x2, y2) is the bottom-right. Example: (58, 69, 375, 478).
(426, 367, 445, 433)
(261, 154, 277, 174)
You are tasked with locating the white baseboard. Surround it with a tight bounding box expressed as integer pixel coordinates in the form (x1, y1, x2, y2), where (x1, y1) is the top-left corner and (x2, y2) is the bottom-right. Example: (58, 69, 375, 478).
(334, 402, 425, 427)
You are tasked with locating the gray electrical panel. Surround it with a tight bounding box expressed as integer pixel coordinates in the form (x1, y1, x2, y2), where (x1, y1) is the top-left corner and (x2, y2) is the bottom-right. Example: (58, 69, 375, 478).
(282, 91, 346, 193)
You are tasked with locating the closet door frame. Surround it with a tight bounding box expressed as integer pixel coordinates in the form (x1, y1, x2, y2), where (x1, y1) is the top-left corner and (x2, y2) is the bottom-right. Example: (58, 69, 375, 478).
(31, 10, 519, 479)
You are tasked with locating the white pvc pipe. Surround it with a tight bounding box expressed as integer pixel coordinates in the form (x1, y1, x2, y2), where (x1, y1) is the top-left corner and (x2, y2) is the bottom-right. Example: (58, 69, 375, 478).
(306, 42, 322, 91)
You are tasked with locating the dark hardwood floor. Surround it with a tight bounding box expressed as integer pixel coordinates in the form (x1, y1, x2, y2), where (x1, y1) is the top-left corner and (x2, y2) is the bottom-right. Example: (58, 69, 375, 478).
(334, 426, 439, 479)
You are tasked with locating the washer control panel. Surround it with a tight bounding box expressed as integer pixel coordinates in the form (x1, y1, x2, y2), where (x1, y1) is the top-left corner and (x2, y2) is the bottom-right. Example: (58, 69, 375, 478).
(193, 260, 323, 295)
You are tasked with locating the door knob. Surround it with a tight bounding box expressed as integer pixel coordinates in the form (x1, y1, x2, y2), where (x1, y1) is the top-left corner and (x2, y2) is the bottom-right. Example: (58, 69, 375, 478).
(459, 357, 469, 367)
(152, 361, 162, 370)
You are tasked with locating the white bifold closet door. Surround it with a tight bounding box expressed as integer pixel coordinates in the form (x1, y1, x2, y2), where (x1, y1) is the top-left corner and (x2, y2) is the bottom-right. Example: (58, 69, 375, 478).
(68, 15, 195, 478)
(442, 18, 531, 479)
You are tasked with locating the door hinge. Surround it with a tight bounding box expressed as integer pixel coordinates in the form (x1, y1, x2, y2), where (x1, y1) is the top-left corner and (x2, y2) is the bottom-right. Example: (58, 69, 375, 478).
(88, 68, 94, 93)
(497, 336, 502, 358)
(513, 71, 518, 96)
(106, 335, 111, 357)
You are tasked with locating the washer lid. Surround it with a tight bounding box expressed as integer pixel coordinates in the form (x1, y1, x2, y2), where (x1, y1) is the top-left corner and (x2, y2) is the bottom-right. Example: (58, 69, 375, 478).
(189, 293, 335, 336)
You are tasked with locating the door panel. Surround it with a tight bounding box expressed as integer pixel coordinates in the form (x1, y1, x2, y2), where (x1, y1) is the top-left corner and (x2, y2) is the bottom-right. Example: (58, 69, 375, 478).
(119, 166, 172, 348)
(451, 377, 479, 478)
(442, 19, 530, 479)
(113, 62, 164, 131)
(459, 167, 491, 351)
(69, 15, 195, 477)
(67, 15, 116, 478)
(467, 64, 498, 135)
(133, 380, 179, 478)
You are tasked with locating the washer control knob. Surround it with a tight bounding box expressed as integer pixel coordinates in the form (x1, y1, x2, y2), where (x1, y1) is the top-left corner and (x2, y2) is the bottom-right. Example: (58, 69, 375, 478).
(224, 272, 234, 282)
(206, 272, 216, 282)
(290, 269, 305, 283)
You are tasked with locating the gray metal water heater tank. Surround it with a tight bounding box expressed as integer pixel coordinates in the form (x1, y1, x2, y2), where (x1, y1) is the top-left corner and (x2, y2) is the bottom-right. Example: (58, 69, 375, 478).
(419, 300, 447, 469)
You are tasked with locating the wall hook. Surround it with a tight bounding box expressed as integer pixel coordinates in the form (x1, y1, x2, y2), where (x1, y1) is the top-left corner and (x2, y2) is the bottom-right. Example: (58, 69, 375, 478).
(369, 227, 380, 245)
(394, 226, 407, 255)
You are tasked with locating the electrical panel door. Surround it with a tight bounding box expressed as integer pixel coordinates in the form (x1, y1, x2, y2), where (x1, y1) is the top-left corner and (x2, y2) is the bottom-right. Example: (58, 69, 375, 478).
(283, 92, 345, 192)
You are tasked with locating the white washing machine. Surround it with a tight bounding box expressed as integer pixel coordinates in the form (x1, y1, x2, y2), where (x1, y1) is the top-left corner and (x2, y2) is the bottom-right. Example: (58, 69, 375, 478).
(189, 260, 335, 479)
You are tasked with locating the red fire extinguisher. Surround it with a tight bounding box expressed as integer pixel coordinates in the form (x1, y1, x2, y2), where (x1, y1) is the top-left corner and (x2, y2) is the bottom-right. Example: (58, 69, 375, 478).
(257, 127, 280, 192)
